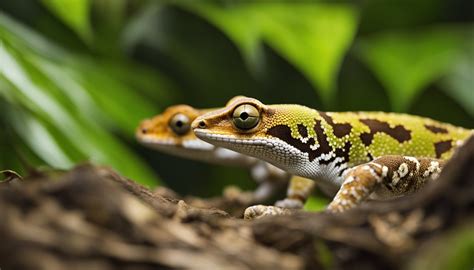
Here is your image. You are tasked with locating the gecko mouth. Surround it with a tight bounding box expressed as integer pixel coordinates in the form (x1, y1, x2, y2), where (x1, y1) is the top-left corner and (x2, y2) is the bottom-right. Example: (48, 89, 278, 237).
(194, 129, 270, 147)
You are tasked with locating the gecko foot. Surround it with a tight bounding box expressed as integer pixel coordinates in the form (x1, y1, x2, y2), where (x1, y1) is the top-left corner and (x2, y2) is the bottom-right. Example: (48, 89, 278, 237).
(244, 205, 293, 220)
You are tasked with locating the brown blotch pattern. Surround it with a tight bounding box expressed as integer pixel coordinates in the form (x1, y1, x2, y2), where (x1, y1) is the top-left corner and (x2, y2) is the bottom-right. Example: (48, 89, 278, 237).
(359, 119, 412, 146)
(267, 120, 352, 163)
(367, 152, 374, 161)
(334, 141, 352, 166)
(434, 140, 452, 158)
(319, 141, 351, 166)
(313, 120, 333, 156)
(319, 112, 352, 138)
(297, 124, 308, 138)
(267, 125, 319, 162)
(424, 124, 449, 134)
(333, 142, 353, 177)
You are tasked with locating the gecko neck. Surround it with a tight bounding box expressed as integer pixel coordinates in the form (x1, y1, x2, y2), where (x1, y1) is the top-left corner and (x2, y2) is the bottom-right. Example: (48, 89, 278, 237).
(146, 142, 257, 168)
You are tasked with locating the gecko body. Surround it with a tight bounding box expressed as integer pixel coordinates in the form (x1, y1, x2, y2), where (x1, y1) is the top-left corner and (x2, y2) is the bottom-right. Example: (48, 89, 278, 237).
(192, 97, 473, 217)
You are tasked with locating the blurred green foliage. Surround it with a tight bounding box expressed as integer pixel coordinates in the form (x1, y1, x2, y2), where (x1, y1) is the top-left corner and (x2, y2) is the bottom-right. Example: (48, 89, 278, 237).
(357, 27, 471, 111)
(181, 2, 359, 105)
(408, 222, 474, 270)
(41, 0, 93, 43)
(0, 1, 472, 194)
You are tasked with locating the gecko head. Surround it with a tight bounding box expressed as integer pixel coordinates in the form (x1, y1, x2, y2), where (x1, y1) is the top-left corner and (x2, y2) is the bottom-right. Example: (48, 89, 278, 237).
(192, 96, 318, 172)
(136, 105, 215, 155)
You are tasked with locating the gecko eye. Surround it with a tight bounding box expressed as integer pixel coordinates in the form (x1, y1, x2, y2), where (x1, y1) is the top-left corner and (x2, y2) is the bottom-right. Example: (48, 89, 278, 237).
(232, 104, 260, 130)
(169, 113, 191, 135)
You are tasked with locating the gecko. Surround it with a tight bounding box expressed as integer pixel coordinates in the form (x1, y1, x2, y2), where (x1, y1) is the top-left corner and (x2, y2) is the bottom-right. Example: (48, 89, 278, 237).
(136, 101, 315, 207)
(191, 96, 473, 218)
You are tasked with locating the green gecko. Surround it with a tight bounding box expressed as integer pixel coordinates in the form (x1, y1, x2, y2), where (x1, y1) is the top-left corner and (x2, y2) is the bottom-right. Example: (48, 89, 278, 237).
(192, 96, 473, 218)
(136, 101, 314, 206)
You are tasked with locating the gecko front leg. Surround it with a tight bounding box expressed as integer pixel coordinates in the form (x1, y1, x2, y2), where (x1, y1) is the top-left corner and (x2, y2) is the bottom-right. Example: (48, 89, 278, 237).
(244, 176, 315, 219)
(327, 155, 445, 213)
(275, 176, 315, 208)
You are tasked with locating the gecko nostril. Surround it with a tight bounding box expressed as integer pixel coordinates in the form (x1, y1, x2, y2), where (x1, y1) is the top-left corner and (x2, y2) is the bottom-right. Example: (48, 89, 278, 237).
(198, 120, 207, 129)
(141, 128, 148, 134)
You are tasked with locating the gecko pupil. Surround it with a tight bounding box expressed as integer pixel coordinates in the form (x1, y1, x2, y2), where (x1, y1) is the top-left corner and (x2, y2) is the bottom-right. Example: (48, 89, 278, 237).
(176, 120, 183, 127)
(240, 112, 249, 120)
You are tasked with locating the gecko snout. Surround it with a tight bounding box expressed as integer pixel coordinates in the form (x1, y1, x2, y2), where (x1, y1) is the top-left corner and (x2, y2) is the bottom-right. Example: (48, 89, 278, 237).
(192, 116, 208, 129)
(136, 119, 151, 136)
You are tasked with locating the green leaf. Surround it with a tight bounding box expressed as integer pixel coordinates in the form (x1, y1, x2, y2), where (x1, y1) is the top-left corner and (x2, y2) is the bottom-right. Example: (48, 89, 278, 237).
(0, 11, 68, 59)
(90, 0, 128, 55)
(96, 60, 177, 107)
(440, 33, 474, 117)
(68, 59, 163, 136)
(0, 13, 173, 134)
(0, 43, 159, 186)
(41, 0, 93, 43)
(7, 108, 75, 169)
(356, 26, 468, 112)
(181, 2, 359, 105)
(0, 13, 164, 187)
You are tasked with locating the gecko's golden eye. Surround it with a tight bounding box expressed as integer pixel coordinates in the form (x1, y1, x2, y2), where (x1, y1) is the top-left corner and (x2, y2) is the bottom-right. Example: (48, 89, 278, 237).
(232, 104, 260, 130)
(169, 113, 191, 135)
